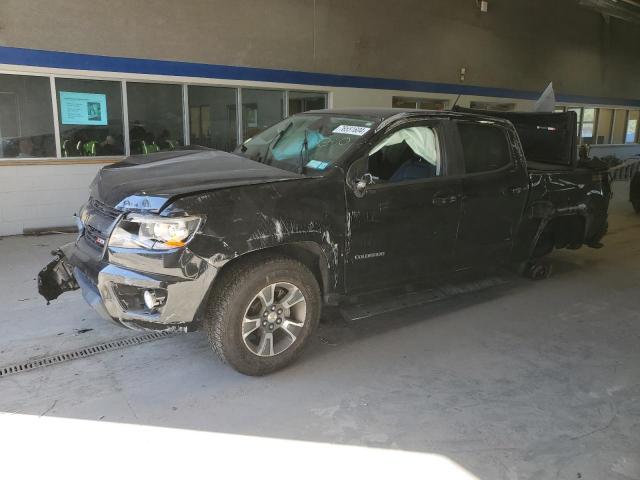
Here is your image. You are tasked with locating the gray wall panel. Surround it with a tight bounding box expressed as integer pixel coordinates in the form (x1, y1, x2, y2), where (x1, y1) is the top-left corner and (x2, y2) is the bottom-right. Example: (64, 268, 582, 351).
(0, 0, 638, 100)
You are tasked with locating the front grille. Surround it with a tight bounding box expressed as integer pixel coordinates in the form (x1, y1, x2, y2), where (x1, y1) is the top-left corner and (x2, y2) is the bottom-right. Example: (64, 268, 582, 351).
(82, 197, 122, 250)
(84, 224, 107, 248)
(89, 197, 121, 220)
(81, 198, 122, 250)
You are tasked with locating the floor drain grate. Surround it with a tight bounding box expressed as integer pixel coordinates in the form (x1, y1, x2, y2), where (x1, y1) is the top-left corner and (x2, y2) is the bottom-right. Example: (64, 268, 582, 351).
(0, 331, 175, 378)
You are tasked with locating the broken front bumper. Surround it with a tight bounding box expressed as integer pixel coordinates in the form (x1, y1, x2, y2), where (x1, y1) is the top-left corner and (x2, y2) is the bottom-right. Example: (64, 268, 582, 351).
(38, 237, 218, 332)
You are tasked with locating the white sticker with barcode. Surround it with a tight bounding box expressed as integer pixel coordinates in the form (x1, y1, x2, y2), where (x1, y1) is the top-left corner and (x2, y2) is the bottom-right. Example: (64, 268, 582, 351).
(332, 125, 371, 136)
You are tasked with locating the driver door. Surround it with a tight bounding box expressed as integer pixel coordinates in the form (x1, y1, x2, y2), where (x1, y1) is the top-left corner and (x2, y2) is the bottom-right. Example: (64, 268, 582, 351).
(345, 119, 463, 293)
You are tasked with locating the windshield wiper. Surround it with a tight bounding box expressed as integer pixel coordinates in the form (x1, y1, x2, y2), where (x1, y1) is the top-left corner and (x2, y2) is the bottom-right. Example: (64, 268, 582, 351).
(298, 129, 309, 174)
(263, 121, 292, 165)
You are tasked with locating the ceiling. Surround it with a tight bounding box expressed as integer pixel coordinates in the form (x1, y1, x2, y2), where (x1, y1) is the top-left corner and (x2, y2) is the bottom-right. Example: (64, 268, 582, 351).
(579, 0, 640, 24)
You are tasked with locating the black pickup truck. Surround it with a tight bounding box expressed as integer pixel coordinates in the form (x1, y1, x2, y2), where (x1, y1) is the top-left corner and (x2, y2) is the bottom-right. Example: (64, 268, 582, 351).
(39, 108, 610, 375)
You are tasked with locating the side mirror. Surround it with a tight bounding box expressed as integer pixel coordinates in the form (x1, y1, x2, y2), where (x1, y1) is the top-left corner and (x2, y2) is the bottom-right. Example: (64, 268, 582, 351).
(354, 173, 378, 197)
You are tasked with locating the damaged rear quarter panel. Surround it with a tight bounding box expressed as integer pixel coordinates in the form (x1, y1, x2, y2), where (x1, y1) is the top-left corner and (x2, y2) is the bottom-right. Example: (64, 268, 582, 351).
(164, 174, 347, 293)
(513, 168, 610, 261)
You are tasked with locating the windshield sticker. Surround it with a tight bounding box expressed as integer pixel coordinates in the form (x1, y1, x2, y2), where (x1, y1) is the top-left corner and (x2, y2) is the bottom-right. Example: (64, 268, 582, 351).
(306, 160, 329, 170)
(332, 125, 371, 136)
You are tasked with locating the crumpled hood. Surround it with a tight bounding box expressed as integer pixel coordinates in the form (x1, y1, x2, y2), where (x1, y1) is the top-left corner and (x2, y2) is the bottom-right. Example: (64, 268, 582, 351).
(90, 149, 302, 208)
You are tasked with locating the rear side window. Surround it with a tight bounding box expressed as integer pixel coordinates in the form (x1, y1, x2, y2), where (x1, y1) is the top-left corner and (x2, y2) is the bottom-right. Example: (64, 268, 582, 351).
(457, 122, 511, 174)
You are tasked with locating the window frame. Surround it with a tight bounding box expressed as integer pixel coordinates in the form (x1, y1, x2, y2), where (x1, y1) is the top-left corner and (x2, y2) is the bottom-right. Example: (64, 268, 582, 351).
(455, 120, 516, 177)
(391, 96, 449, 110)
(353, 118, 451, 190)
(125, 80, 186, 155)
(54, 76, 127, 158)
(240, 87, 286, 142)
(288, 91, 329, 115)
(625, 110, 640, 144)
(580, 107, 598, 144)
(0, 72, 58, 160)
(0, 69, 329, 163)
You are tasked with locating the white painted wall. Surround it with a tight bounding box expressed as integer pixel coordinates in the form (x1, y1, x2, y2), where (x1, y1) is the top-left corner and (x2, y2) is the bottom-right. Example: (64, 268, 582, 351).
(0, 164, 100, 236)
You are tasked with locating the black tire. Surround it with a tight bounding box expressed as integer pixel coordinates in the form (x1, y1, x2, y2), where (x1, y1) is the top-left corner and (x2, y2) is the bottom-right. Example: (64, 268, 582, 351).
(520, 257, 553, 280)
(204, 255, 321, 376)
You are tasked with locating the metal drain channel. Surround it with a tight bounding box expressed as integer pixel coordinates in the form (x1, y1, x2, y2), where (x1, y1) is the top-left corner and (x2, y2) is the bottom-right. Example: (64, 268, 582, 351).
(0, 331, 175, 378)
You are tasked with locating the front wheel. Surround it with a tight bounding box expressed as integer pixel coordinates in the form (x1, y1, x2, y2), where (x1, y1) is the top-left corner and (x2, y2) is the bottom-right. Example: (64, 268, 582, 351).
(204, 256, 321, 376)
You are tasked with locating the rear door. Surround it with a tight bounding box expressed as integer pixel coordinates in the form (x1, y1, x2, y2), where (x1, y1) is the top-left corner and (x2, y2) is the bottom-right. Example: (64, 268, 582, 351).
(454, 120, 530, 269)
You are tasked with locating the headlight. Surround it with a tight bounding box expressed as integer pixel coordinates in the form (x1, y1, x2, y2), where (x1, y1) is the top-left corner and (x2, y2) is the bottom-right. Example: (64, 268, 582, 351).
(109, 214, 203, 250)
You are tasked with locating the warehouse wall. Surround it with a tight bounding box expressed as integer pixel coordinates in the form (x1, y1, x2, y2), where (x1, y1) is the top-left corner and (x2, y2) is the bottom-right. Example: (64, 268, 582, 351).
(0, 164, 100, 236)
(0, 0, 639, 102)
(1, 0, 639, 237)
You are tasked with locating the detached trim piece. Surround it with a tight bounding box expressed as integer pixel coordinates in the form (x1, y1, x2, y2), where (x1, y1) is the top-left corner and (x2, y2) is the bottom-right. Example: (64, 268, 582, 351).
(0, 331, 174, 378)
(1, 46, 639, 107)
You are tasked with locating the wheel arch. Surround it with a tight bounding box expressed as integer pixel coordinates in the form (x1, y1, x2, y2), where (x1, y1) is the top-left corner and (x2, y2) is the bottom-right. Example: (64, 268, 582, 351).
(529, 212, 588, 258)
(214, 241, 334, 302)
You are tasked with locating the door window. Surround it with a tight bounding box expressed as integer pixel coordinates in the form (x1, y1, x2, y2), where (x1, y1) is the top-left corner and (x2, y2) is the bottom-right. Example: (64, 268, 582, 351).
(367, 125, 441, 182)
(457, 122, 511, 174)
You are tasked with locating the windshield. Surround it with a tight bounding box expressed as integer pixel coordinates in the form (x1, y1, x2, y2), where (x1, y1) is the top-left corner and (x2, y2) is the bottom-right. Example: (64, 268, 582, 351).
(234, 114, 379, 174)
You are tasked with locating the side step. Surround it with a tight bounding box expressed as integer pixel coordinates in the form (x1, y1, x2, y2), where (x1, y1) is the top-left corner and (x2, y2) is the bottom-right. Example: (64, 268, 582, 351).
(340, 276, 508, 322)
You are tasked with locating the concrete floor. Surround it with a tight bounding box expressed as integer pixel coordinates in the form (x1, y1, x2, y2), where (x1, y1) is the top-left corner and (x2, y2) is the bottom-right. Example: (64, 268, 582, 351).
(0, 181, 639, 479)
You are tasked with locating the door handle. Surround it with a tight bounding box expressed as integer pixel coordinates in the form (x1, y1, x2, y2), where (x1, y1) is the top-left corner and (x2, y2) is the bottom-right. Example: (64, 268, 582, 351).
(432, 194, 458, 206)
(506, 186, 524, 196)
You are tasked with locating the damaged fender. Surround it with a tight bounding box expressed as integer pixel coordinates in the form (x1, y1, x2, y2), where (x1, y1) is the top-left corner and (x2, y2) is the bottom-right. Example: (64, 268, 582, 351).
(166, 178, 346, 295)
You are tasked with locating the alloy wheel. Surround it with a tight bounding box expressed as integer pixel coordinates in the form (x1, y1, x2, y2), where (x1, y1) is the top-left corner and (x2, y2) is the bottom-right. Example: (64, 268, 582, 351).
(241, 282, 307, 357)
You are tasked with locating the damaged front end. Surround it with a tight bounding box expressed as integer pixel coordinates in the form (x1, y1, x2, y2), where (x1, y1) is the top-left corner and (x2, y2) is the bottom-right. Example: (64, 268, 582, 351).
(38, 249, 79, 303)
(37, 196, 220, 333)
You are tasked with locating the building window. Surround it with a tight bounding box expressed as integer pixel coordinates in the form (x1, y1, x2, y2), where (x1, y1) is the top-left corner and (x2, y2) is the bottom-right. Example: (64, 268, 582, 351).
(288, 91, 327, 115)
(626, 111, 639, 144)
(595, 108, 613, 144)
(581, 108, 597, 144)
(241, 89, 284, 140)
(469, 101, 515, 112)
(611, 109, 627, 144)
(0, 74, 56, 159)
(392, 96, 448, 110)
(188, 86, 237, 152)
(567, 107, 584, 143)
(55, 78, 124, 157)
(127, 82, 183, 154)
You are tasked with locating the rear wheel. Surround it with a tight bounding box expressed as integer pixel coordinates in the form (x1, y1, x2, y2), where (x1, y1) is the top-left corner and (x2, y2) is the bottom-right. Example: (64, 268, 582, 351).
(519, 257, 553, 280)
(204, 256, 321, 376)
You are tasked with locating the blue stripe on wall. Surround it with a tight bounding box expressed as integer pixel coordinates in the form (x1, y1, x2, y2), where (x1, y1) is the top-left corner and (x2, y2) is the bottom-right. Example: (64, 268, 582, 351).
(1, 45, 639, 107)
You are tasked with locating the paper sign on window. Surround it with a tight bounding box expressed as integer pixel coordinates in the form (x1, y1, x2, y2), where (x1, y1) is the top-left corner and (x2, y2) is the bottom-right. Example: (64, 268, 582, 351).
(332, 125, 370, 136)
